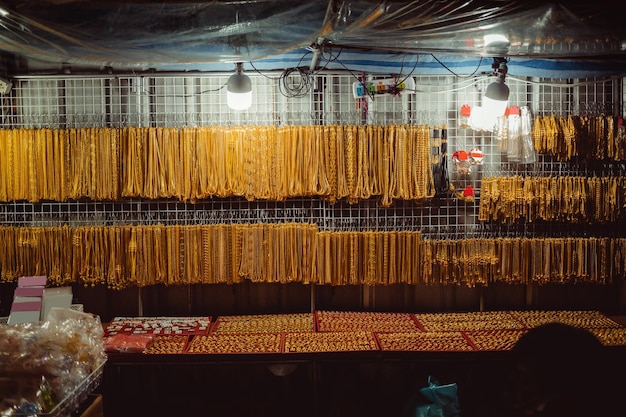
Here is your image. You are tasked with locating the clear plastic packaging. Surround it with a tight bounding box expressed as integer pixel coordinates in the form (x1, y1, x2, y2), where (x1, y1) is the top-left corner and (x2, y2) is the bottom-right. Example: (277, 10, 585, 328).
(1, 2, 622, 71)
(507, 106, 522, 162)
(0, 308, 106, 416)
(520, 106, 537, 164)
(104, 334, 154, 353)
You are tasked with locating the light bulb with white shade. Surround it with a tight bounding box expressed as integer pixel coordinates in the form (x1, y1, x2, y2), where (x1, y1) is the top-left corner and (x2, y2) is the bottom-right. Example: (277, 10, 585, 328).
(483, 78, 509, 117)
(470, 57, 510, 131)
(226, 62, 252, 111)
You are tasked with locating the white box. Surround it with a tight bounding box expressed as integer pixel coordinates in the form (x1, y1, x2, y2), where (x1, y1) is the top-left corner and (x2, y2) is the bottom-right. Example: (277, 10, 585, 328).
(8, 310, 41, 325)
(41, 287, 73, 320)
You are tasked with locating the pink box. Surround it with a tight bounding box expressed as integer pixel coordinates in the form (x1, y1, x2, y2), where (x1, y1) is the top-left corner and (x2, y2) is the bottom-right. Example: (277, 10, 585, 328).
(17, 276, 47, 287)
(15, 286, 45, 297)
(11, 301, 42, 312)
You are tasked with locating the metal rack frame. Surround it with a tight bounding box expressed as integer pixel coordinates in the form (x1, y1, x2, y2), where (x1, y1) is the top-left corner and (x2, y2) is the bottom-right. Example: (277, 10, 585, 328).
(0, 72, 622, 238)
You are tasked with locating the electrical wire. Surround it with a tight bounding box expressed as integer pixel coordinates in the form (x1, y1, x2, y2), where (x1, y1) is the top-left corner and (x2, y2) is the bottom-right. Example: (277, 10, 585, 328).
(250, 45, 425, 101)
(249, 51, 314, 98)
(162, 47, 606, 103)
(333, 48, 420, 99)
(394, 53, 420, 88)
(406, 77, 483, 95)
(313, 45, 343, 73)
(329, 50, 376, 100)
(305, 43, 418, 100)
(247, 60, 283, 81)
(507, 75, 612, 88)
(139, 82, 226, 98)
(430, 53, 484, 78)
(279, 67, 312, 98)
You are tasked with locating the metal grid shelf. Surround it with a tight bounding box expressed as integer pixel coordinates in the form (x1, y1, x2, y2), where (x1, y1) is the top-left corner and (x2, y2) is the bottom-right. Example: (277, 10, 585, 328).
(0, 72, 622, 238)
(0, 197, 478, 234)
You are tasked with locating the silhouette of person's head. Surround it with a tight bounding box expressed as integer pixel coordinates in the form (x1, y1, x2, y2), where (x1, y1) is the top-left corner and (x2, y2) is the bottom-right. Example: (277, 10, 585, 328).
(509, 322, 605, 417)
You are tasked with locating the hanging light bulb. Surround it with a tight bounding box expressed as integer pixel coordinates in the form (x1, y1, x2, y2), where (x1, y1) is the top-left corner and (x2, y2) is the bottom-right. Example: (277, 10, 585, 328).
(226, 62, 252, 110)
(470, 57, 509, 131)
(483, 57, 509, 118)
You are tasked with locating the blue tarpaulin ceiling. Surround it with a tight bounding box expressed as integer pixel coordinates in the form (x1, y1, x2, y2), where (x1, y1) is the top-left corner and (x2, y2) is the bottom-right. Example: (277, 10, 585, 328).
(0, 1, 624, 77)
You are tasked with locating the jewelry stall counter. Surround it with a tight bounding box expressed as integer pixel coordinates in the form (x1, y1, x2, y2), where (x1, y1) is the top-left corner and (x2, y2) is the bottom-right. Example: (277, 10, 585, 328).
(103, 309, 626, 358)
(101, 311, 626, 417)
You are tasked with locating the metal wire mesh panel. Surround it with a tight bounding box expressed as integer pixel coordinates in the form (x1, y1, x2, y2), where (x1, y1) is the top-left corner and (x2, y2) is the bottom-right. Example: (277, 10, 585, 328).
(64, 78, 107, 127)
(12, 79, 61, 128)
(527, 77, 617, 116)
(0, 72, 622, 238)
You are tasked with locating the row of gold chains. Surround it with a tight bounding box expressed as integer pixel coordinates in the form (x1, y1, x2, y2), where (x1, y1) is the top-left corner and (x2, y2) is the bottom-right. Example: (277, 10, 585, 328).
(121, 127, 144, 197)
(144, 127, 179, 199)
(180, 127, 194, 200)
(344, 125, 358, 202)
(334, 126, 350, 200)
(479, 176, 626, 223)
(0, 129, 68, 202)
(313, 231, 364, 286)
(2, 224, 626, 288)
(145, 127, 164, 199)
(244, 127, 263, 201)
(310, 125, 332, 197)
(237, 223, 318, 284)
(421, 237, 623, 287)
(0, 130, 13, 201)
(0, 227, 30, 281)
(27, 129, 38, 201)
(0, 126, 434, 205)
(238, 224, 265, 283)
(312, 230, 423, 286)
(421, 239, 497, 287)
(499, 237, 616, 285)
(532, 114, 625, 161)
(94, 128, 119, 200)
(68, 128, 88, 199)
(36, 129, 63, 201)
(67, 128, 120, 201)
(228, 127, 245, 198)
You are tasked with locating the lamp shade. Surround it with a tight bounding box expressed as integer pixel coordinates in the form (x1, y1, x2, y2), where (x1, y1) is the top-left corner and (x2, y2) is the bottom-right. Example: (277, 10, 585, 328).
(469, 82, 510, 131)
(483, 80, 509, 119)
(484, 80, 509, 102)
(226, 64, 252, 110)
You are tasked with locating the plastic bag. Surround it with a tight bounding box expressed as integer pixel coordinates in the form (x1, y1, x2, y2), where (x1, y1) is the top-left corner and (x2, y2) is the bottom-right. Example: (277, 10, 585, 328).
(520, 106, 536, 164)
(104, 334, 154, 353)
(0, 307, 106, 410)
(415, 376, 461, 417)
(415, 403, 446, 417)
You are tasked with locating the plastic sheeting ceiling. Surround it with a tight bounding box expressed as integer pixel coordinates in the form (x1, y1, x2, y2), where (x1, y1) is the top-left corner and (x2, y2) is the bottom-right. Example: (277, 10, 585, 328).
(0, 0, 624, 75)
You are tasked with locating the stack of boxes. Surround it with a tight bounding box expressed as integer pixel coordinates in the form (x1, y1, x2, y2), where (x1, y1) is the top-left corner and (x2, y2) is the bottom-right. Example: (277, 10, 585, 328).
(7, 276, 73, 324)
(7, 275, 46, 324)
